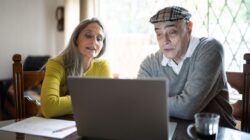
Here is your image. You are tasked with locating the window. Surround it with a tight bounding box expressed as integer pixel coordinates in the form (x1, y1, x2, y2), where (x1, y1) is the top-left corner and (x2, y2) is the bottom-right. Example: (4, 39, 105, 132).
(97, 0, 250, 79)
(95, 0, 250, 103)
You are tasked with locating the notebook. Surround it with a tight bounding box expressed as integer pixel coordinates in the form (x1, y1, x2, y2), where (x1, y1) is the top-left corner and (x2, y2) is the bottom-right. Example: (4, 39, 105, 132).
(67, 77, 177, 140)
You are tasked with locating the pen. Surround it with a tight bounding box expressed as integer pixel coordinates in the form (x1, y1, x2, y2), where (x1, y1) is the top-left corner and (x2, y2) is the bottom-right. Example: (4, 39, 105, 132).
(52, 125, 76, 133)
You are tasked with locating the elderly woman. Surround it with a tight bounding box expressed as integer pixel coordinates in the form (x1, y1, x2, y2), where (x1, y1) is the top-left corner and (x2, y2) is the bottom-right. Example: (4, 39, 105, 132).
(41, 18, 112, 118)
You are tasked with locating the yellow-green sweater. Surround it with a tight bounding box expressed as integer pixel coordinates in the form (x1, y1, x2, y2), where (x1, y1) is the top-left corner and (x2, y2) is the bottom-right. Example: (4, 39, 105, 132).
(40, 56, 112, 118)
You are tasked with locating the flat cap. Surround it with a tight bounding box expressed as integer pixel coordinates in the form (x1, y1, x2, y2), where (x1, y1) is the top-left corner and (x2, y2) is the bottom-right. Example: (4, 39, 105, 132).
(150, 6, 191, 23)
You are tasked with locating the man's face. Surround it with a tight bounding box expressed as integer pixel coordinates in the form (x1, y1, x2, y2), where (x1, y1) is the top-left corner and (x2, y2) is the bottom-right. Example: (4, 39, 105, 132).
(154, 20, 192, 63)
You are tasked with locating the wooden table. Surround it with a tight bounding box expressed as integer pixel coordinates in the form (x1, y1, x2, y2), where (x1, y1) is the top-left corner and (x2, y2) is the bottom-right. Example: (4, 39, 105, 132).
(0, 118, 250, 140)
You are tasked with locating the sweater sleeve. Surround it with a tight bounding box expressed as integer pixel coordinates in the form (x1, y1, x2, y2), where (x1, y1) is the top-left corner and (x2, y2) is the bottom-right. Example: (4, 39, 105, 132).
(98, 60, 113, 78)
(137, 52, 161, 77)
(85, 59, 113, 78)
(169, 39, 226, 119)
(40, 59, 72, 118)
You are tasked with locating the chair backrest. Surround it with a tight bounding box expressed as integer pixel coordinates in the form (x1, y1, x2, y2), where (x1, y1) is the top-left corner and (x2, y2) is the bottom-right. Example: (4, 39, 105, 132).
(12, 54, 45, 121)
(226, 53, 250, 133)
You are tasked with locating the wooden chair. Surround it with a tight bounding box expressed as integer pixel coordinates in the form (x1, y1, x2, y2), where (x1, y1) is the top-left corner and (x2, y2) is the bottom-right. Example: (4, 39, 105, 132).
(227, 53, 250, 133)
(12, 54, 45, 121)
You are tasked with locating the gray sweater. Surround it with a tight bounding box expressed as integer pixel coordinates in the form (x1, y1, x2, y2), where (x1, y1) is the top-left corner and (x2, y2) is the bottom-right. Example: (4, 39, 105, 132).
(137, 37, 236, 128)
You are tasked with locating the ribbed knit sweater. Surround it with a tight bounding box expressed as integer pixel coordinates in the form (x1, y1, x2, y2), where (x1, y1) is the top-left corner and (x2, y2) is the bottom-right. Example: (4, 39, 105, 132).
(137, 37, 236, 128)
(41, 56, 112, 118)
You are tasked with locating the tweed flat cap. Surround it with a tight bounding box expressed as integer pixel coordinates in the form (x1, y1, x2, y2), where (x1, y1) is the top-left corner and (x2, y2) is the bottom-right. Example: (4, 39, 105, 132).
(150, 6, 191, 23)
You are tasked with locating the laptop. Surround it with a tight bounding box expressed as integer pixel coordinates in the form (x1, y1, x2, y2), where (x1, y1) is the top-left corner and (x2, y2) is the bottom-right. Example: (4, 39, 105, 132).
(68, 77, 177, 140)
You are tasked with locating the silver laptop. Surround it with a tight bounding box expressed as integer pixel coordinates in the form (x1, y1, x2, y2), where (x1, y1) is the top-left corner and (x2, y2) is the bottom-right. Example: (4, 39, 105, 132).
(68, 77, 176, 140)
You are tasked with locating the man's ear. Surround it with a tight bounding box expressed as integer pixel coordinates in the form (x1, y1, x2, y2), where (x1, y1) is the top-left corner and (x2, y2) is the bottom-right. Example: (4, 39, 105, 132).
(187, 21, 193, 33)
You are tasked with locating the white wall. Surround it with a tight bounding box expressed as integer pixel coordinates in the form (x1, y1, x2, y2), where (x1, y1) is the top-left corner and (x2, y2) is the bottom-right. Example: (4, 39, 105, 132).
(0, 0, 64, 79)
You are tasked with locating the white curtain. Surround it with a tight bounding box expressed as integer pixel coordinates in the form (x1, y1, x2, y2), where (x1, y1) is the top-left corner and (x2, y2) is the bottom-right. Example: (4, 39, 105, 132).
(80, 0, 100, 20)
(64, 0, 80, 47)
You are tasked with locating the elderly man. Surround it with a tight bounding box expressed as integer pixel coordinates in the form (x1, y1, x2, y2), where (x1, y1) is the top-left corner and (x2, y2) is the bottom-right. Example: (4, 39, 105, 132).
(137, 6, 235, 128)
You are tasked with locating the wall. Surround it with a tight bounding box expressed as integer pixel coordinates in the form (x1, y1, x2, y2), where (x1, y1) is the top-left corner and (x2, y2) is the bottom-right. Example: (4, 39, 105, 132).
(0, 0, 64, 79)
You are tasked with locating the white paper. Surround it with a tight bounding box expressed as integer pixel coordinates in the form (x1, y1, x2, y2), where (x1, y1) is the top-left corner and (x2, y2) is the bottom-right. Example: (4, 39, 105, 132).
(0, 116, 76, 139)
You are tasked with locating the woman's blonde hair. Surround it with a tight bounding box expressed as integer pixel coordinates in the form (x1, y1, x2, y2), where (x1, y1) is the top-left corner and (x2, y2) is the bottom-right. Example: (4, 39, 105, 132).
(60, 18, 106, 77)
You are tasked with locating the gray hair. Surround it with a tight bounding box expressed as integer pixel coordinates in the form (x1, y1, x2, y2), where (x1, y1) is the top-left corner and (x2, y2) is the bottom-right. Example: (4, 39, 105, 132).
(60, 18, 106, 77)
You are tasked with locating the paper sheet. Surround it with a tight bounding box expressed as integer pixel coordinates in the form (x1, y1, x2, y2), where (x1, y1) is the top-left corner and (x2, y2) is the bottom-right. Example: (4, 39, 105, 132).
(0, 116, 76, 139)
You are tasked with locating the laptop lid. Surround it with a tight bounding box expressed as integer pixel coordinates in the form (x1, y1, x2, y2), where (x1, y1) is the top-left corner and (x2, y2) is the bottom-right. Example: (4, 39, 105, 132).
(68, 77, 169, 140)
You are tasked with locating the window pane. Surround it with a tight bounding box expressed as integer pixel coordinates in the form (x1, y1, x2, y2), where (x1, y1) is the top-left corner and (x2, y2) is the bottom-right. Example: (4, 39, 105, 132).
(98, 0, 250, 78)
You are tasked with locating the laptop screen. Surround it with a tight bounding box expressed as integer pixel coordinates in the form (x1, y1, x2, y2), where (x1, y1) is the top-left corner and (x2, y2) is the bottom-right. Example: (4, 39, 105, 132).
(68, 77, 170, 140)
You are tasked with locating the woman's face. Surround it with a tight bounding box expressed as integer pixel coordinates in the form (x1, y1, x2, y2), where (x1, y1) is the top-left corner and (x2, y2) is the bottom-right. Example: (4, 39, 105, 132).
(77, 23, 105, 60)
